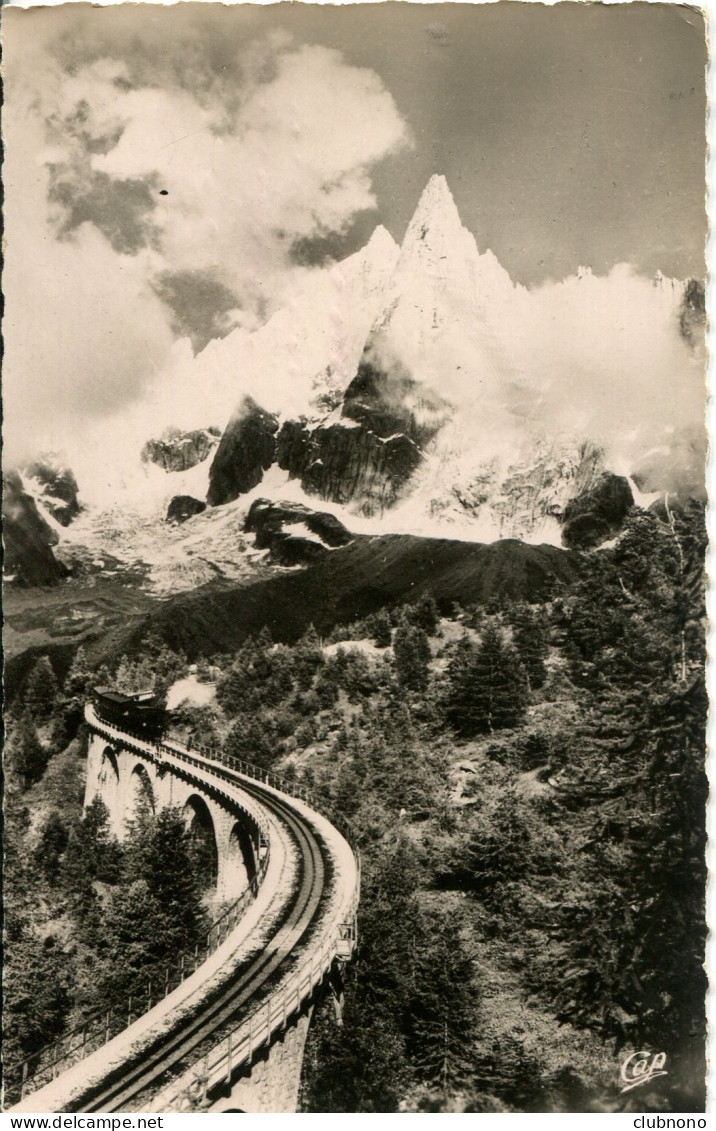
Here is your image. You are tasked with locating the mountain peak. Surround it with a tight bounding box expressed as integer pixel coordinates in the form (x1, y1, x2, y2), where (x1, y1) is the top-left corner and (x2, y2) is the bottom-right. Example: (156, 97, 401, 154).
(418, 173, 456, 208)
(366, 224, 400, 256)
(403, 174, 464, 240)
(394, 173, 482, 290)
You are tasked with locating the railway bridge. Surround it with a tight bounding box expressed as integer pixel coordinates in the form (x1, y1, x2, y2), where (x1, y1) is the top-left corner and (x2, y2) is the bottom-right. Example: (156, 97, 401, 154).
(8, 702, 360, 1114)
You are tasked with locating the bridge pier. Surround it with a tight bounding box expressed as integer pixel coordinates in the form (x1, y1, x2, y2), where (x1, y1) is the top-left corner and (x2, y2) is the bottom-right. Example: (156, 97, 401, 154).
(207, 1007, 314, 1114)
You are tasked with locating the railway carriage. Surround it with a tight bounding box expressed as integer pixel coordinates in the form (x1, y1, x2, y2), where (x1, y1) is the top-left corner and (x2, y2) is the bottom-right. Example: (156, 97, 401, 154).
(92, 686, 168, 740)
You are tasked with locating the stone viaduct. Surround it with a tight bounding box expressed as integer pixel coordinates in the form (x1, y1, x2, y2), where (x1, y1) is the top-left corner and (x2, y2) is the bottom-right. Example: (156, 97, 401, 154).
(85, 731, 263, 903)
(8, 700, 360, 1115)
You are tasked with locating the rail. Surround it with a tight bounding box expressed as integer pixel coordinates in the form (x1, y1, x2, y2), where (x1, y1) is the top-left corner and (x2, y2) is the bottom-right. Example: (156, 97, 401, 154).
(151, 735, 361, 1111)
(7, 705, 360, 1110)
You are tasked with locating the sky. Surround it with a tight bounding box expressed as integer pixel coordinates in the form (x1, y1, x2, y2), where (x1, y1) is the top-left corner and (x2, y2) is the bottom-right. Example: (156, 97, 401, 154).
(2, 2, 708, 468)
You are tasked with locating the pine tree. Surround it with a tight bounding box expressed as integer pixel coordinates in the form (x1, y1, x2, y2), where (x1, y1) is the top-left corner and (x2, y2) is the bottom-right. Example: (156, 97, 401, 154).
(294, 626, 325, 689)
(302, 999, 410, 1112)
(509, 605, 548, 692)
(224, 715, 278, 769)
(544, 511, 707, 1105)
(63, 796, 122, 889)
(3, 916, 72, 1071)
(393, 625, 431, 692)
(409, 908, 481, 1096)
(25, 657, 58, 719)
(64, 646, 92, 698)
(12, 713, 50, 788)
(144, 808, 207, 948)
(373, 610, 393, 649)
(95, 879, 174, 1003)
(444, 623, 526, 735)
(411, 593, 440, 636)
(34, 811, 69, 883)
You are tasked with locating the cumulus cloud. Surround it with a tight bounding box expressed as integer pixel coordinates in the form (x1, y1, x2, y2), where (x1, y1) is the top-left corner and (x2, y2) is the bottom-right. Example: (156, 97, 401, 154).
(393, 262, 705, 489)
(511, 266, 705, 470)
(2, 12, 410, 466)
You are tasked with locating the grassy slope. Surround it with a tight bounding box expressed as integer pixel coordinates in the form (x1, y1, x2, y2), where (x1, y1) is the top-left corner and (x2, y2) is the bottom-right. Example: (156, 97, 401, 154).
(114, 535, 581, 659)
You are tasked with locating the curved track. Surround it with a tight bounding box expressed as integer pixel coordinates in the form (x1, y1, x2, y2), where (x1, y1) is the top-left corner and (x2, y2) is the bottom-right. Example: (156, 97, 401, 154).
(78, 780, 326, 1113)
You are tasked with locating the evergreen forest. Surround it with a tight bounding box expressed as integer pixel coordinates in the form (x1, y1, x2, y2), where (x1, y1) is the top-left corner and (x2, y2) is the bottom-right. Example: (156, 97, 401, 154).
(3, 504, 707, 1112)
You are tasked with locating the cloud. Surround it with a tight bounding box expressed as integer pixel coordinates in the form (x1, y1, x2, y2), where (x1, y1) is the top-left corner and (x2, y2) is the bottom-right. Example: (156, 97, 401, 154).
(2, 81, 175, 467)
(49, 168, 161, 254)
(512, 266, 705, 467)
(2, 13, 411, 466)
(86, 41, 409, 307)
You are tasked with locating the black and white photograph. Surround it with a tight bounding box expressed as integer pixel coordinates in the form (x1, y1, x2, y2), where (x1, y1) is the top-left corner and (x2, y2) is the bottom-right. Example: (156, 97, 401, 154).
(1, 0, 709, 1116)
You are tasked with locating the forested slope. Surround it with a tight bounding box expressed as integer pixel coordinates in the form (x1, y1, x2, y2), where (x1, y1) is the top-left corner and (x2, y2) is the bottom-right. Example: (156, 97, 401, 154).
(3, 504, 706, 1112)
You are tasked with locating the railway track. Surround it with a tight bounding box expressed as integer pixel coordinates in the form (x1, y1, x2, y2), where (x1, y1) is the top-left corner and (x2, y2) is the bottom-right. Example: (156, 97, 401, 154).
(78, 779, 327, 1113)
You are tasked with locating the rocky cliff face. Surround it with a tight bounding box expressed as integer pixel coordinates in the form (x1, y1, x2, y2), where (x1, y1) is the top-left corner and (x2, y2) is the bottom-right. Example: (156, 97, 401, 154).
(244, 497, 353, 565)
(166, 496, 207, 525)
(22, 456, 81, 527)
(207, 398, 279, 506)
(246, 497, 353, 545)
(276, 419, 422, 516)
(560, 472, 634, 550)
(142, 427, 220, 473)
(3, 470, 67, 586)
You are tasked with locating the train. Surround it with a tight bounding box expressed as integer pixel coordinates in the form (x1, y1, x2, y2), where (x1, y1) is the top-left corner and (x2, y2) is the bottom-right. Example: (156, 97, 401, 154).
(92, 687, 168, 741)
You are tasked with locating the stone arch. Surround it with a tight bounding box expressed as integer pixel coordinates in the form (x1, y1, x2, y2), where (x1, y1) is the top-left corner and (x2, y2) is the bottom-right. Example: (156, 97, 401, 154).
(95, 745, 122, 836)
(100, 745, 120, 781)
(228, 819, 258, 885)
(184, 794, 219, 890)
(130, 762, 156, 817)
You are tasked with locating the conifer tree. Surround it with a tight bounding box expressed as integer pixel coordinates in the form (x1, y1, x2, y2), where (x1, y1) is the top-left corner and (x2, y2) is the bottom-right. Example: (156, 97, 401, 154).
(13, 713, 49, 788)
(25, 657, 58, 719)
(34, 811, 69, 883)
(63, 795, 122, 889)
(373, 609, 393, 648)
(64, 646, 92, 698)
(409, 909, 481, 1095)
(411, 593, 440, 636)
(509, 605, 548, 691)
(444, 623, 526, 735)
(3, 917, 71, 1070)
(294, 625, 325, 689)
(144, 808, 207, 948)
(393, 625, 431, 692)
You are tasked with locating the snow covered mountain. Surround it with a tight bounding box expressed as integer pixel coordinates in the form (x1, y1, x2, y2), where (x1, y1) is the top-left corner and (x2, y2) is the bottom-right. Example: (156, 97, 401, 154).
(7, 174, 705, 591)
(205, 174, 704, 543)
